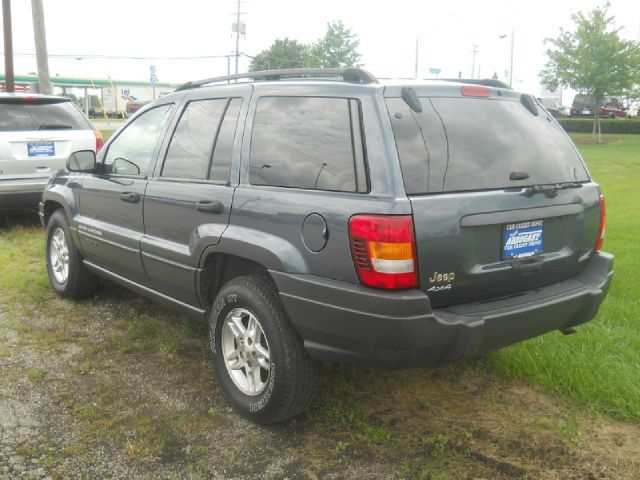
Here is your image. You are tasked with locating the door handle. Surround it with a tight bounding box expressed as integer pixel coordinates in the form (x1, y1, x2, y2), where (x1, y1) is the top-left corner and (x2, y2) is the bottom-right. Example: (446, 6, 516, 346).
(120, 191, 140, 203)
(196, 200, 224, 214)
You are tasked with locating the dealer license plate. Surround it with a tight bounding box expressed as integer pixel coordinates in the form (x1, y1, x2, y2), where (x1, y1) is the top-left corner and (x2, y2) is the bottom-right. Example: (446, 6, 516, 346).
(27, 142, 55, 157)
(502, 220, 543, 259)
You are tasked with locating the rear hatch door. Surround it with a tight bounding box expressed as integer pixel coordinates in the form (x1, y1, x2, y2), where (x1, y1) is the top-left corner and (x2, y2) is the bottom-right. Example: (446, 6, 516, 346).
(385, 86, 601, 307)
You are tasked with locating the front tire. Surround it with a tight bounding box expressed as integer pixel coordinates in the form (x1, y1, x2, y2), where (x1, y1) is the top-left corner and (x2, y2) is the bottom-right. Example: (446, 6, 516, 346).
(209, 274, 319, 424)
(45, 209, 99, 299)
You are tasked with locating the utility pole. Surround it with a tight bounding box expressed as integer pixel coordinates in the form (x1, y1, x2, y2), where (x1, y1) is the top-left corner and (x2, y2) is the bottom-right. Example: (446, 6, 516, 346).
(31, 0, 51, 94)
(470, 44, 479, 79)
(2, 0, 15, 92)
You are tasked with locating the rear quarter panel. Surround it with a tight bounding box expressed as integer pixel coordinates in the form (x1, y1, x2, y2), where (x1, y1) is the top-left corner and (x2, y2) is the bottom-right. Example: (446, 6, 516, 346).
(224, 83, 411, 282)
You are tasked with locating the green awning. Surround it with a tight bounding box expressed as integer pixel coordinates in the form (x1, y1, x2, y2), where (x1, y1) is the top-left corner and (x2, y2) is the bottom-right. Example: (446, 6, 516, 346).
(0, 74, 176, 88)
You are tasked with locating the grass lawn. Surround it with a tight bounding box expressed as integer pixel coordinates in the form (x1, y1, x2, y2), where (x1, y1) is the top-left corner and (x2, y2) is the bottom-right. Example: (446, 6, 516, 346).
(99, 129, 114, 142)
(484, 133, 640, 421)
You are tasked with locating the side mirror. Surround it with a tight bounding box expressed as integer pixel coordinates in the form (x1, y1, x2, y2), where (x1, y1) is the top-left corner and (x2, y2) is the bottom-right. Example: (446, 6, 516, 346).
(67, 150, 96, 172)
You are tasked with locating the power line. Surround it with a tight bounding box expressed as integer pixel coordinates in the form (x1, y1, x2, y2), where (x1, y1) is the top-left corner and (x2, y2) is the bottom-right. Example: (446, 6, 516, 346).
(1, 52, 251, 60)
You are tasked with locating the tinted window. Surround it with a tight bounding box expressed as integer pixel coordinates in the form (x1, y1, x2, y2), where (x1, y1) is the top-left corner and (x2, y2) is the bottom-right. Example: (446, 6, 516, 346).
(0, 101, 89, 131)
(104, 104, 172, 176)
(210, 98, 242, 183)
(387, 97, 589, 194)
(250, 97, 362, 192)
(162, 99, 227, 180)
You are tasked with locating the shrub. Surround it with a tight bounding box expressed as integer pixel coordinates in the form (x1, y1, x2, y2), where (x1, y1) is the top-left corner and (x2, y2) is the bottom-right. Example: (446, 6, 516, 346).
(557, 118, 640, 134)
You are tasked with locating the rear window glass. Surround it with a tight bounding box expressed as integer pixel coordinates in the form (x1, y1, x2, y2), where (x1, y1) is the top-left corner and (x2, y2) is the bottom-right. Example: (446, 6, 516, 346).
(0, 101, 90, 131)
(572, 95, 592, 109)
(387, 97, 589, 194)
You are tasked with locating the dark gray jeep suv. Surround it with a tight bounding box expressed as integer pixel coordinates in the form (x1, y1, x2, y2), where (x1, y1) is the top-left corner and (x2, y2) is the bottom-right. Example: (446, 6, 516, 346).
(40, 68, 613, 424)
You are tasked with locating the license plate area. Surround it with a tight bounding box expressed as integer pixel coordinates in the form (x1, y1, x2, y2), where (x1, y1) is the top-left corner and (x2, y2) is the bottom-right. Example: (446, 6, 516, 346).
(502, 220, 543, 259)
(27, 141, 55, 157)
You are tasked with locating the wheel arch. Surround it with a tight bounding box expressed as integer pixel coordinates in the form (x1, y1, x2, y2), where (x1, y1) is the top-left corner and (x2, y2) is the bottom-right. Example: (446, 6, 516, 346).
(198, 253, 272, 309)
(42, 189, 84, 250)
(197, 226, 309, 309)
(42, 199, 65, 226)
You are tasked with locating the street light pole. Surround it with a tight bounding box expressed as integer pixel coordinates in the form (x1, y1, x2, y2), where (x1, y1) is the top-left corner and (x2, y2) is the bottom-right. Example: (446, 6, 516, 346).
(509, 26, 514, 88)
(470, 45, 479, 79)
(414, 36, 419, 79)
(498, 32, 514, 87)
(2, 0, 15, 92)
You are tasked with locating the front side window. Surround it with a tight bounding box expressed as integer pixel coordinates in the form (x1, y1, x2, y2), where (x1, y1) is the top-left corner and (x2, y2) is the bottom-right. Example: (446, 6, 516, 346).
(249, 97, 365, 192)
(210, 98, 242, 183)
(103, 104, 172, 176)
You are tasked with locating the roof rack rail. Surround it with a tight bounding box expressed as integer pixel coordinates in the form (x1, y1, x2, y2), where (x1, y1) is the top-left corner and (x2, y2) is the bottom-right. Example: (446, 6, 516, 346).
(175, 68, 378, 91)
(438, 78, 511, 89)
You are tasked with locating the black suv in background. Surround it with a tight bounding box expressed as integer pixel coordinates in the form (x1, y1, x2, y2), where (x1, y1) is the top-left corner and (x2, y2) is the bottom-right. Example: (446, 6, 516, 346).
(570, 94, 626, 118)
(41, 69, 613, 423)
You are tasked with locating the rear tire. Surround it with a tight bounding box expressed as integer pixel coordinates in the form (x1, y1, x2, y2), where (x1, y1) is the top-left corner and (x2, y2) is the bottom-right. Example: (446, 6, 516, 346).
(209, 274, 319, 424)
(45, 209, 99, 299)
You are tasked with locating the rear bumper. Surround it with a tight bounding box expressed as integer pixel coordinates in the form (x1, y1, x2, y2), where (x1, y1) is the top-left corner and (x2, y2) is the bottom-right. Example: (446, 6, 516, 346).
(271, 252, 614, 368)
(0, 178, 47, 210)
(0, 189, 43, 210)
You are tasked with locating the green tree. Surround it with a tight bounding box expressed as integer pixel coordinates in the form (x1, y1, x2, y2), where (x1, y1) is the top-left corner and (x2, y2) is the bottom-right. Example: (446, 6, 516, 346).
(249, 38, 312, 71)
(311, 21, 362, 68)
(541, 3, 640, 142)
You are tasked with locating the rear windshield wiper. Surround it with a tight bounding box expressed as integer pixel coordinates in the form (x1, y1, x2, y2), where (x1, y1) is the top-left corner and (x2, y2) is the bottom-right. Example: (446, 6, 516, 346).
(522, 182, 583, 197)
(38, 124, 73, 130)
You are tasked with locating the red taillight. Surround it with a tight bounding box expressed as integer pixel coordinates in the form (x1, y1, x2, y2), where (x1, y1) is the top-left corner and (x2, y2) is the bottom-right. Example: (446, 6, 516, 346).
(595, 194, 606, 252)
(93, 129, 104, 152)
(349, 215, 418, 289)
(461, 85, 490, 98)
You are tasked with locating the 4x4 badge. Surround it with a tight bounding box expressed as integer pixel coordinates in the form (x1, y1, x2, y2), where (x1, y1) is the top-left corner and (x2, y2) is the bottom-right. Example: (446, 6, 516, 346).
(428, 284, 452, 292)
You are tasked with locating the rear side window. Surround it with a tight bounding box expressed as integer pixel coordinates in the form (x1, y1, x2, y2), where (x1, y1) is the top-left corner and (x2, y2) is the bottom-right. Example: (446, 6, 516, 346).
(0, 101, 90, 131)
(387, 97, 589, 194)
(162, 97, 241, 182)
(249, 96, 367, 192)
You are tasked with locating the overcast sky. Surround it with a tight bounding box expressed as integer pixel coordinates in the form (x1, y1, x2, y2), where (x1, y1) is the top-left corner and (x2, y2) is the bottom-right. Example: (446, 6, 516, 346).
(2, 0, 640, 101)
